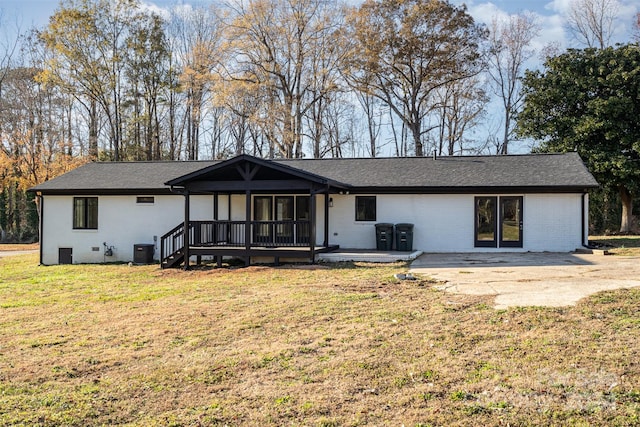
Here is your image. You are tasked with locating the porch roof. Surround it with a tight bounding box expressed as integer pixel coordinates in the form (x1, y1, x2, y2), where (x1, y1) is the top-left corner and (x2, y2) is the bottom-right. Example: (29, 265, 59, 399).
(165, 154, 350, 192)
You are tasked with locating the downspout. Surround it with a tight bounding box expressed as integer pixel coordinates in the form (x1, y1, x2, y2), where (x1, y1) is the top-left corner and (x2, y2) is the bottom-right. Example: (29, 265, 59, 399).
(581, 192, 592, 249)
(37, 193, 44, 265)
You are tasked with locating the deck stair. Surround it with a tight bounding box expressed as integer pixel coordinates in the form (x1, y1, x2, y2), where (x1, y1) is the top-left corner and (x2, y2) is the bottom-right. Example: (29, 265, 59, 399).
(160, 223, 186, 269)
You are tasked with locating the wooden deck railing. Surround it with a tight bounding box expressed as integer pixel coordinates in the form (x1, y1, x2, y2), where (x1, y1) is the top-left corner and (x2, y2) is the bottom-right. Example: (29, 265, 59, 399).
(190, 220, 311, 247)
(162, 220, 312, 260)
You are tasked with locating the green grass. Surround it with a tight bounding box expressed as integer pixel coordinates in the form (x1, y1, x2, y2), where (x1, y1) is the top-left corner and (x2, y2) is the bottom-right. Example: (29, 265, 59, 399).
(1, 253, 639, 426)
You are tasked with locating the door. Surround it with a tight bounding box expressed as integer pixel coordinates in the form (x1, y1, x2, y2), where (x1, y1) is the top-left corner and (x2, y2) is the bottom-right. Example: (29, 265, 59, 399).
(59, 247, 73, 264)
(475, 197, 497, 248)
(275, 196, 294, 244)
(296, 196, 310, 244)
(499, 196, 523, 248)
(253, 196, 273, 244)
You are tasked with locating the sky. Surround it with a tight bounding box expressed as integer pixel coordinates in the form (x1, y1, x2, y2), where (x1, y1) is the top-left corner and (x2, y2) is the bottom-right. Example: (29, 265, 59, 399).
(1, 0, 639, 155)
(1, 0, 639, 43)
(2, 0, 639, 55)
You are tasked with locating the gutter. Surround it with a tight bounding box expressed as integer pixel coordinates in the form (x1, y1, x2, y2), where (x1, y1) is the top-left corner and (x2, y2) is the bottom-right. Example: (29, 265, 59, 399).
(169, 185, 186, 195)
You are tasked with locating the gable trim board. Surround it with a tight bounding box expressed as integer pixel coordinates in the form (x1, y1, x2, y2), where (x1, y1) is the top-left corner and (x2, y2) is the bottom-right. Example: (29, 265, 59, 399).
(29, 153, 599, 266)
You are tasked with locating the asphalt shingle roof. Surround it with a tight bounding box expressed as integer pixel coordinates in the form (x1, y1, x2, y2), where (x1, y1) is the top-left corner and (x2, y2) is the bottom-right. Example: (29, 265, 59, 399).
(275, 153, 598, 189)
(30, 152, 598, 194)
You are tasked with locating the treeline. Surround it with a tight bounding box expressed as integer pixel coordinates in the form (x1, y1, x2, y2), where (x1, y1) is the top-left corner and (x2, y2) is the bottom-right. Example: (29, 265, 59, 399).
(4, 0, 502, 164)
(0, 0, 510, 241)
(0, 0, 638, 241)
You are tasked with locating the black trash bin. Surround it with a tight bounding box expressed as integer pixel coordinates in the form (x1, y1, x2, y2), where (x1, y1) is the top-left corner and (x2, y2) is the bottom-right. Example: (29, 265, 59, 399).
(134, 243, 155, 264)
(395, 223, 414, 251)
(375, 223, 394, 250)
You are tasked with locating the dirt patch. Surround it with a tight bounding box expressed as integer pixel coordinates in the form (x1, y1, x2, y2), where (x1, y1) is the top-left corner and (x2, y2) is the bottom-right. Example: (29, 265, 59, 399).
(0, 243, 39, 251)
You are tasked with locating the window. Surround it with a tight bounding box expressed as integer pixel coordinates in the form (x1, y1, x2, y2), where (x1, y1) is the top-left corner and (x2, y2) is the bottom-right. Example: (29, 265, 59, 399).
(136, 196, 155, 204)
(355, 196, 376, 221)
(73, 197, 98, 229)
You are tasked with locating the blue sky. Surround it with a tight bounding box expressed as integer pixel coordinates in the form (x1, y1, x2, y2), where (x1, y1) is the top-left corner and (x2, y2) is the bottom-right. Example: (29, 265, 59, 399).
(2, 0, 638, 49)
(1, 0, 638, 155)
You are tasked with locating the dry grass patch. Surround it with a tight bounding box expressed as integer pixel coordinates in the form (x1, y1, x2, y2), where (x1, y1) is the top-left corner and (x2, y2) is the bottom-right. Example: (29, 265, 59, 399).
(0, 243, 39, 251)
(590, 235, 640, 256)
(1, 254, 639, 426)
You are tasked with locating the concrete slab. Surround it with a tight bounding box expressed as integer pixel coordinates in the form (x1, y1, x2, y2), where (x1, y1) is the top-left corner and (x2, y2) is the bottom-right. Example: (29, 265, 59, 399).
(318, 249, 423, 263)
(410, 252, 640, 309)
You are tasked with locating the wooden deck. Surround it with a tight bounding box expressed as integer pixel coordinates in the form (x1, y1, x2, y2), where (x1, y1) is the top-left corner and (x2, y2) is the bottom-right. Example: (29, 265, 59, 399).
(160, 219, 335, 268)
(187, 244, 339, 267)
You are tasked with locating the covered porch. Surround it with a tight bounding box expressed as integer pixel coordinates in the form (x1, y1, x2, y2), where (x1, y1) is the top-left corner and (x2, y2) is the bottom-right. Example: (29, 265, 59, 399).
(160, 155, 347, 268)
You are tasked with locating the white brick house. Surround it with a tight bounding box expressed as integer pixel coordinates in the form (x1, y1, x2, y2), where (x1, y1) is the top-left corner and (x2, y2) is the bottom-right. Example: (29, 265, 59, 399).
(29, 153, 599, 267)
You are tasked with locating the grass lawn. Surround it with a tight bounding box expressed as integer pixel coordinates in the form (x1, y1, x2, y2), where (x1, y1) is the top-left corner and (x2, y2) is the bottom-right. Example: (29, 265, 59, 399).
(1, 252, 639, 426)
(590, 235, 640, 256)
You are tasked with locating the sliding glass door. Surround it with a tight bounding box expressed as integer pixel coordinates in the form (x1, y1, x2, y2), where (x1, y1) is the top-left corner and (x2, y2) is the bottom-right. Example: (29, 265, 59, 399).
(275, 196, 294, 244)
(254, 196, 273, 243)
(499, 196, 523, 248)
(296, 196, 310, 244)
(474, 196, 523, 248)
(253, 195, 311, 245)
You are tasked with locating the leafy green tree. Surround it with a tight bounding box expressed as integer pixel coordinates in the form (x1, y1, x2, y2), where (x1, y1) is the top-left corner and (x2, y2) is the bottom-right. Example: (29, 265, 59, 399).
(517, 44, 640, 233)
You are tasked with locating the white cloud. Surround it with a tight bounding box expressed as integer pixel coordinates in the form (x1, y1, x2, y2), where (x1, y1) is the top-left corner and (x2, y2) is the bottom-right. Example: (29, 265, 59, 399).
(546, 0, 573, 14)
(140, 1, 173, 19)
(467, 2, 509, 25)
(546, 0, 639, 45)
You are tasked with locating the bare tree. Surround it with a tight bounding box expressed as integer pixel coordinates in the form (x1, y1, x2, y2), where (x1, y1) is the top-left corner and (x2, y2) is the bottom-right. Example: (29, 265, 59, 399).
(168, 5, 223, 160)
(633, 12, 640, 42)
(353, 91, 384, 157)
(431, 77, 488, 156)
(567, 0, 619, 48)
(0, 9, 20, 93)
(223, 0, 345, 159)
(487, 12, 540, 154)
(344, 0, 487, 157)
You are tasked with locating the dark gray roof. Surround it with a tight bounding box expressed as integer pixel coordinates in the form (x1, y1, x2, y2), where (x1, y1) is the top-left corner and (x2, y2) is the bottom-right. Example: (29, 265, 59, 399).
(30, 152, 598, 194)
(275, 152, 598, 189)
(30, 161, 217, 194)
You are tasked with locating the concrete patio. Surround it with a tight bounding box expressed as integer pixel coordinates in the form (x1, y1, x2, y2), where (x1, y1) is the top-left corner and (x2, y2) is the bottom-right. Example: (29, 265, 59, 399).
(317, 249, 423, 263)
(409, 252, 640, 309)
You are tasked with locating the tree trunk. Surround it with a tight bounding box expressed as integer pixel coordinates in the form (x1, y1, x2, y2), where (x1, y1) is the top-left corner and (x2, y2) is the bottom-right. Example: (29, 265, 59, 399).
(619, 186, 634, 233)
(411, 124, 423, 157)
(89, 100, 98, 160)
(500, 112, 510, 155)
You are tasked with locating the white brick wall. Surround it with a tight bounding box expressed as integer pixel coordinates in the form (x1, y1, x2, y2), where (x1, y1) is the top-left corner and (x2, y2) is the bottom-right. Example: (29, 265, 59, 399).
(328, 193, 585, 252)
(41, 191, 586, 264)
